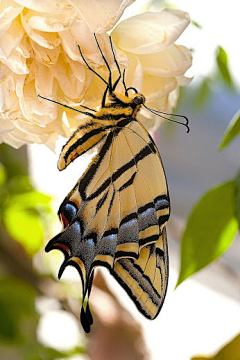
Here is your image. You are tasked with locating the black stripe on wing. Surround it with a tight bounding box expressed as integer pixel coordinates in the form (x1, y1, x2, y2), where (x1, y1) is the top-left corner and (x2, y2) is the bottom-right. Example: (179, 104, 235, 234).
(112, 227, 168, 320)
(86, 142, 156, 201)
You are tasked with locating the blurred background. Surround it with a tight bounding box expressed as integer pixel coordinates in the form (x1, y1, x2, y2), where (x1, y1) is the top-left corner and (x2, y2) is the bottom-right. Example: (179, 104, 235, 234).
(1, 0, 240, 359)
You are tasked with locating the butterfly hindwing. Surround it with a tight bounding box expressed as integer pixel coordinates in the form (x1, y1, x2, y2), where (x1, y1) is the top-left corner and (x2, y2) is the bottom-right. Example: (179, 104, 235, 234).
(113, 226, 168, 319)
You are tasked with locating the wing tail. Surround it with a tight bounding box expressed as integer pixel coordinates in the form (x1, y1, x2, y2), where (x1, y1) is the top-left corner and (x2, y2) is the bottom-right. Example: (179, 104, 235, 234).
(45, 221, 97, 332)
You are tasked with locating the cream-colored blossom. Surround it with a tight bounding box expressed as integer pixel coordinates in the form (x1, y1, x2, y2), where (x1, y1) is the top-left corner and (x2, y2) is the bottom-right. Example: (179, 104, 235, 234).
(0, 2, 191, 149)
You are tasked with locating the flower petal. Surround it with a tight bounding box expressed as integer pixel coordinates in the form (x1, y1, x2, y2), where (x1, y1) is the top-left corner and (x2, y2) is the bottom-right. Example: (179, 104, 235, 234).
(19, 79, 58, 125)
(176, 75, 192, 86)
(71, 0, 134, 33)
(0, 1, 23, 37)
(21, 10, 61, 49)
(0, 16, 25, 58)
(13, 0, 74, 13)
(0, 74, 15, 112)
(29, 38, 60, 65)
(50, 53, 87, 101)
(139, 44, 192, 77)
(112, 8, 190, 54)
(1, 49, 29, 74)
(142, 74, 177, 102)
(59, 20, 100, 63)
(27, 11, 77, 32)
(0, 128, 39, 148)
(0, 119, 15, 134)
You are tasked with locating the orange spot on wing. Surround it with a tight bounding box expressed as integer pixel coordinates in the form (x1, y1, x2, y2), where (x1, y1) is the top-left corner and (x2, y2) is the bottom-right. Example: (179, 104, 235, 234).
(55, 243, 71, 255)
(60, 213, 69, 228)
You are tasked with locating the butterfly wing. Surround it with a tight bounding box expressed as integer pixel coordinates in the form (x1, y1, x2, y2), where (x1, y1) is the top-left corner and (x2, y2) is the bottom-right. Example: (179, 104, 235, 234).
(110, 119, 169, 319)
(46, 116, 170, 327)
(113, 226, 168, 320)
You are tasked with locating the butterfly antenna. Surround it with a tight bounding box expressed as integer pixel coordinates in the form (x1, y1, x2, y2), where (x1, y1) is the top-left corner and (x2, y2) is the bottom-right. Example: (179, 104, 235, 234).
(122, 69, 127, 93)
(94, 33, 113, 93)
(109, 36, 122, 91)
(77, 44, 108, 87)
(143, 104, 190, 133)
(125, 87, 138, 96)
(38, 95, 97, 119)
(78, 104, 96, 112)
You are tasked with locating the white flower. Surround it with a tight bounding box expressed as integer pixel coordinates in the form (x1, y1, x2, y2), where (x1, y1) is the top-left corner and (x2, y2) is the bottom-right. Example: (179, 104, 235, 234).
(0, 3, 191, 149)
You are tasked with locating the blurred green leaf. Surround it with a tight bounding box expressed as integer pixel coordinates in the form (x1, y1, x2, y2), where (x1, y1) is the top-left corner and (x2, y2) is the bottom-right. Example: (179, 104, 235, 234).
(191, 20, 202, 29)
(0, 163, 7, 222)
(235, 170, 240, 229)
(0, 277, 37, 343)
(0, 144, 28, 178)
(216, 46, 234, 89)
(0, 344, 79, 360)
(0, 163, 6, 190)
(176, 181, 239, 287)
(6, 176, 34, 195)
(219, 110, 240, 150)
(3, 191, 52, 255)
(192, 333, 240, 360)
(34, 345, 74, 359)
(194, 78, 212, 108)
(0, 344, 72, 360)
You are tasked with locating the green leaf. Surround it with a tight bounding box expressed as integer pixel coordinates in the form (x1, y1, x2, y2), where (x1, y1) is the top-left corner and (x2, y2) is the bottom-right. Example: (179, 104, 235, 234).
(3, 191, 52, 254)
(235, 170, 240, 229)
(0, 277, 37, 343)
(192, 333, 240, 360)
(191, 20, 202, 29)
(216, 46, 234, 89)
(0, 144, 28, 178)
(0, 162, 6, 189)
(219, 110, 240, 150)
(194, 78, 212, 108)
(0, 163, 7, 222)
(34, 345, 73, 359)
(176, 181, 239, 287)
(6, 176, 34, 195)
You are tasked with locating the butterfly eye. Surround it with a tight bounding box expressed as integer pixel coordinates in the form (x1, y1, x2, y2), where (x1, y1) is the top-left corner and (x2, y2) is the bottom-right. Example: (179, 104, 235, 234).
(133, 96, 143, 105)
(60, 202, 77, 228)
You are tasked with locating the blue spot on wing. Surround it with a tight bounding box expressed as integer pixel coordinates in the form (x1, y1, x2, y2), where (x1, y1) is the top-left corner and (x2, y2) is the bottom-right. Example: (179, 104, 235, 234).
(87, 239, 95, 246)
(72, 221, 82, 234)
(154, 197, 169, 210)
(141, 207, 154, 217)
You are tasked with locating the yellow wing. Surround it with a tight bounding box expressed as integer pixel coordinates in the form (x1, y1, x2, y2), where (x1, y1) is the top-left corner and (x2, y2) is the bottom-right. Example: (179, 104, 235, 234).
(45, 116, 170, 330)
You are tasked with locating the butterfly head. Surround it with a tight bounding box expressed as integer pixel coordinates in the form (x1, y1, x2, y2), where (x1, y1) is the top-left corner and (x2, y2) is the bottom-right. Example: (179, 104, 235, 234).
(128, 92, 145, 117)
(108, 89, 145, 118)
(124, 87, 145, 116)
(131, 94, 145, 105)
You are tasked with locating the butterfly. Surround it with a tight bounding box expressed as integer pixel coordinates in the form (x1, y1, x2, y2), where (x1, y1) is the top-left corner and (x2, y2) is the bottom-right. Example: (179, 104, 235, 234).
(39, 34, 189, 333)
